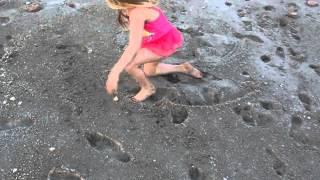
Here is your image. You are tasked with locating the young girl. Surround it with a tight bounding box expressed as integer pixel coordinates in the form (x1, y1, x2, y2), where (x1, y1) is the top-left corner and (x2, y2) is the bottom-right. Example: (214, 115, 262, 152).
(105, 0, 203, 102)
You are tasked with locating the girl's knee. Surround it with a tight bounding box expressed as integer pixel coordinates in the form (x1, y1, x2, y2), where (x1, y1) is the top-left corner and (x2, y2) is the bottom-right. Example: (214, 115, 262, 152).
(143, 63, 158, 76)
(125, 65, 134, 73)
(125, 63, 139, 74)
(143, 69, 156, 76)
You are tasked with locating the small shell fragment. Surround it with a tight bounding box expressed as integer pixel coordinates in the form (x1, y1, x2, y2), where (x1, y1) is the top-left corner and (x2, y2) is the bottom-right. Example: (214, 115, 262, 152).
(113, 96, 119, 102)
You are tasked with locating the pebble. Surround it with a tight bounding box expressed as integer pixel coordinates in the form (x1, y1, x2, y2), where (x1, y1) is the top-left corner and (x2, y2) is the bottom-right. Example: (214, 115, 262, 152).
(0, 0, 6, 6)
(87, 47, 93, 54)
(9, 97, 16, 101)
(241, 17, 251, 22)
(12, 168, 18, 173)
(3, 100, 7, 104)
(113, 96, 119, 102)
(18, 101, 22, 105)
(288, 11, 298, 18)
(49, 147, 56, 152)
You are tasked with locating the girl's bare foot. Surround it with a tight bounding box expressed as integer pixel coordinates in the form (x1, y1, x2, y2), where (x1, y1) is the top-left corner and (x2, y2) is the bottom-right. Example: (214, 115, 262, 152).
(183, 62, 203, 79)
(132, 84, 156, 102)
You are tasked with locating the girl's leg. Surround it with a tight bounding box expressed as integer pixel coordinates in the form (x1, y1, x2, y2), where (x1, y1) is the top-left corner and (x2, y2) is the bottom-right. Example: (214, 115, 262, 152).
(125, 48, 202, 101)
(125, 48, 162, 102)
(144, 62, 203, 78)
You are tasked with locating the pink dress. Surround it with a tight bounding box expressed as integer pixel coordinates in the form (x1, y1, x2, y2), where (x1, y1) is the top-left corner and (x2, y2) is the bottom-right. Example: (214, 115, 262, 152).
(141, 7, 183, 57)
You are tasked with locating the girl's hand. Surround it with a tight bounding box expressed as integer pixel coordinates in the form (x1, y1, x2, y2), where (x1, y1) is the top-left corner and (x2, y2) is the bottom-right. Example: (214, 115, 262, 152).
(105, 70, 119, 95)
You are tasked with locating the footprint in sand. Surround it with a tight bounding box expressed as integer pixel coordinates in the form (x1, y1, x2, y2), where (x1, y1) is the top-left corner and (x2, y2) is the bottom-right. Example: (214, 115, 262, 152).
(182, 127, 207, 149)
(233, 104, 255, 126)
(279, 16, 289, 27)
(0, 0, 7, 7)
(161, 74, 181, 84)
(85, 132, 131, 163)
(225, 1, 232, 6)
(241, 71, 250, 77)
(311, 111, 320, 123)
(149, 87, 180, 102)
(265, 148, 287, 177)
(0, 16, 10, 25)
(256, 113, 274, 127)
(171, 105, 188, 124)
(298, 92, 312, 111)
(276, 47, 285, 58)
(85, 132, 122, 151)
(0, 44, 5, 57)
(289, 113, 310, 145)
(189, 164, 205, 180)
(309, 64, 320, 76)
(233, 104, 274, 127)
(5, 35, 12, 40)
(288, 48, 306, 62)
(47, 167, 85, 180)
(233, 32, 264, 43)
(65, 2, 76, 8)
(291, 33, 301, 41)
(259, 99, 283, 111)
(263, 5, 276, 11)
(290, 114, 303, 130)
(201, 87, 222, 105)
(260, 55, 271, 63)
(0, 116, 35, 131)
(260, 100, 274, 110)
(288, 27, 301, 41)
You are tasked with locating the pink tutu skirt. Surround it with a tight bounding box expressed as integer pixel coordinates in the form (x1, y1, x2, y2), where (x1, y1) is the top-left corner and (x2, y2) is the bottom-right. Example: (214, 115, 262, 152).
(141, 28, 183, 57)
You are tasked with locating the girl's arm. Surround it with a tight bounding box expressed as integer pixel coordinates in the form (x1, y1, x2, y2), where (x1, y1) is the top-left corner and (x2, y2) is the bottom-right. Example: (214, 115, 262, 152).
(105, 8, 146, 95)
(110, 8, 145, 75)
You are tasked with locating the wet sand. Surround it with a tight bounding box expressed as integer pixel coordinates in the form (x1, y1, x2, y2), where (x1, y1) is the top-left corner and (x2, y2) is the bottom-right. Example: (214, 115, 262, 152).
(0, 0, 320, 179)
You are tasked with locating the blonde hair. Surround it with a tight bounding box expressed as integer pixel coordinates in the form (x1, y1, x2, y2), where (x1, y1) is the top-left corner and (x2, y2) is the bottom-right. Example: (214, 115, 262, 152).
(106, 0, 159, 9)
(106, 0, 159, 28)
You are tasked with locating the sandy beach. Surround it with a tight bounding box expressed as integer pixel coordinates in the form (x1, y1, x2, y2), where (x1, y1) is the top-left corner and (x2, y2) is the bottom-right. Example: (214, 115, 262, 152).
(0, 0, 320, 179)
